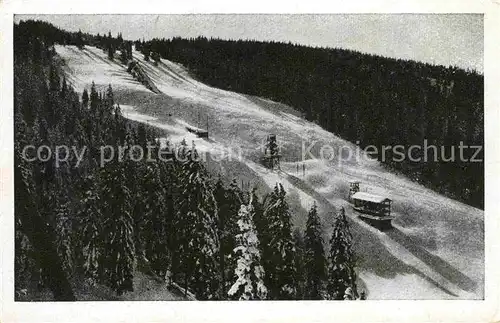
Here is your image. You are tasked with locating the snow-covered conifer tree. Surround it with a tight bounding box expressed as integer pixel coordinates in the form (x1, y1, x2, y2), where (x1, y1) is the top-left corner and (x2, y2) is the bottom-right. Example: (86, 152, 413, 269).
(327, 207, 358, 300)
(261, 183, 297, 299)
(174, 143, 220, 299)
(55, 200, 74, 274)
(228, 197, 267, 300)
(78, 176, 103, 283)
(100, 160, 136, 295)
(303, 202, 327, 299)
(214, 177, 241, 296)
(141, 162, 170, 278)
(292, 228, 306, 299)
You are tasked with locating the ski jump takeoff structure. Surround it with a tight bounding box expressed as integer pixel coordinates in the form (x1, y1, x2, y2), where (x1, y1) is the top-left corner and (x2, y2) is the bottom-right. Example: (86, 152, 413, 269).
(348, 181, 394, 230)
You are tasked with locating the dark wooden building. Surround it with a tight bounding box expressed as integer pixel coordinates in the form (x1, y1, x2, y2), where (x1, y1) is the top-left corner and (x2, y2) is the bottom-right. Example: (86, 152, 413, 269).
(350, 191, 394, 229)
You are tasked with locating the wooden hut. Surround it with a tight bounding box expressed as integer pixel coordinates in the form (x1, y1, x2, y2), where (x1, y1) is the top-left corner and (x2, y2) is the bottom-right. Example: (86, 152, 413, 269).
(350, 191, 393, 229)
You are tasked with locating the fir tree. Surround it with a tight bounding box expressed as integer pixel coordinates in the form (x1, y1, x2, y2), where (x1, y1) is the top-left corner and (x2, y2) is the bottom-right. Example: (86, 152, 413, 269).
(140, 161, 171, 278)
(78, 175, 103, 282)
(174, 143, 220, 299)
(55, 199, 74, 275)
(327, 207, 358, 300)
(100, 160, 136, 295)
(214, 177, 241, 296)
(89, 82, 99, 115)
(292, 228, 306, 300)
(303, 202, 327, 299)
(76, 29, 84, 50)
(82, 88, 89, 108)
(106, 84, 114, 108)
(108, 45, 114, 60)
(261, 183, 297, 299)
(107, 32, 115, 60)
(228, 198, 267, 300)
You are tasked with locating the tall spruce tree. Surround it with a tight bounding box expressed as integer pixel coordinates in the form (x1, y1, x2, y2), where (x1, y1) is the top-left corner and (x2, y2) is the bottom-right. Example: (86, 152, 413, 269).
(106, 84, 114, 108)
(141, 161, 170, 278)
(107, 31, 114, 60)
(55, 199, 74, 275)
(78, 175, 104, 283)
(228, 197, 267, 300)
(174, 143, 220, 299)
(327, 207, 358, 300)
(82, 88, 89, 109)
(303, 202, 327, 299)
(214, 178, 241, 296)
(100, 158, 136, 295)
(89, 81, 99, 115)
(76, 29, 84, 49)
(261, 183, 297, 299)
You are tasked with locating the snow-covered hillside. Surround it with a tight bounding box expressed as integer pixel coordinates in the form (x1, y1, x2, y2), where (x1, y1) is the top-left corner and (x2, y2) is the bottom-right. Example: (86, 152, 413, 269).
(55, 45, 484, 300)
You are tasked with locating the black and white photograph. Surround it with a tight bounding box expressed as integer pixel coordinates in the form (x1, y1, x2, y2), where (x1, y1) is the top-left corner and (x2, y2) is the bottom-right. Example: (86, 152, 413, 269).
(10, 12, 485, 302)
(2, 2, 499, 321)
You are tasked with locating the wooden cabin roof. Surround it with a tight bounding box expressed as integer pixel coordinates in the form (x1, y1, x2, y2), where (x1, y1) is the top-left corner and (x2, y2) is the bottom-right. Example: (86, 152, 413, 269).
(351, 192, 391, 204)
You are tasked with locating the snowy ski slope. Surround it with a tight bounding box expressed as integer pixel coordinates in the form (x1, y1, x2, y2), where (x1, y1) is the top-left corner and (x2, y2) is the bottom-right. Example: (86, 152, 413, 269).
(55, 45, 484, 300)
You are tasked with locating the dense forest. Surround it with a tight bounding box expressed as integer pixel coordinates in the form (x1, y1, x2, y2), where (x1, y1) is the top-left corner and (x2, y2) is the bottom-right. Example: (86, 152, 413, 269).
(14, 20, 362, 301)
(136, 37, 484, 209)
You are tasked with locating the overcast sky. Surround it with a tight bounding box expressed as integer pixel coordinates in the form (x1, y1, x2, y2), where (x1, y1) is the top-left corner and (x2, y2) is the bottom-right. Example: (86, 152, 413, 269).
(16, 14, 483, 73)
